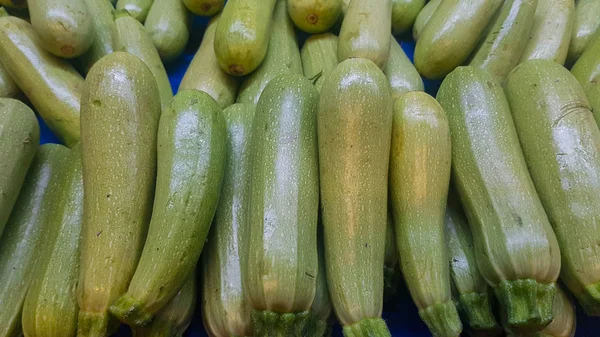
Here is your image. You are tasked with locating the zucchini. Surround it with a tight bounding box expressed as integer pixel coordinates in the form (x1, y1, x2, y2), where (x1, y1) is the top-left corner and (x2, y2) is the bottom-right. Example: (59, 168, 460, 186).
(236, 0, 303, 104)
(506, 59, 600, 316)
(390, 91, 461, 337)
(519, 0, 574, 65)
(412, 0, 440, 41)
(179, 14, 239, 109)
(246, 73, 319, 336)
(384, 36, 423, 101)
(383, 209, 400, 302)
(144, 0, 191, 62)
(109, 89, 226, 327)
(566, 0, 600, 66)
(0, 98, 39, 237)
(183, 0, 224, 16)
(78, 52, 161, 336)
(115, 9, 173, 111)
(414, 0, 503, 79)
(318, 58, 392, 336)
(0, 12, 83, 147)
(300, 33, 338, 92)
(287, 0, 342, 33)
(201, 103, 255, 337)
(572, 33, 600, 127)
(214, 0, 277, 76)
(304, 230, 334, 337)
(469, 0, 537, 83)
(392, 0, 426, 35)
(21, 146, 84, 337)
(0, 0, 26, 9)
(0, 62, 19, 98)
(436, 66, 561, 334)
(116, 0, 154, 22)
(338, 0, 392, 69)
(537, 285, 576, 337)
(0, 144, 69, 337)
(77, 0, 118, 73)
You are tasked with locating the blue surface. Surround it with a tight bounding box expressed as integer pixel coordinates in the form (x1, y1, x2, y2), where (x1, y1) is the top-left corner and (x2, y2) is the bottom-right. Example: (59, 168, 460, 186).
(37, 16, 600, 337)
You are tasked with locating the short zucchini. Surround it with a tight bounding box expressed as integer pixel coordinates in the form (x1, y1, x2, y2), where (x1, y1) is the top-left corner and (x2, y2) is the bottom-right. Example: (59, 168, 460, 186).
(392, 0, 426, 35)
(287, 0, 342, 33)
(144, 0, 192, 62)
(116, 0, 154, 22)
(183, 0, 224, 16)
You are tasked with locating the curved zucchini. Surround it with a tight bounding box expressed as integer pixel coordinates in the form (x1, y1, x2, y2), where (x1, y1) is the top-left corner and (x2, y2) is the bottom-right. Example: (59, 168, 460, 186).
(0, 14, 83, 147)
(0, 62, 18, 98)
(392, 0, 426, 35)
(183, 0, 224, 16)
(144, 0, 191, 62)
(246, 73, 319, 335)
(201, 103, 255, 337)
(0, 99, 38, 237)
(338, 0, 392, 69)
(436, 66, 561, 334)
(506, 59, 600, 316)
(300, 33, 338, 92)
(78, 52, 161, 336)
(318, 58, 392, 336)
(78, 0, 118, 73)
(214, 0, 277, 76)
(116, 0, 154, 22)
(538, 286, 576, 337)
(236, 0, 302, 105)
(412, 0, 440, 41)
(287, 0, 342, 33)
(384, 36, 423, 101)
(567, 0, 600, 66)
(572, 34, 600, 127)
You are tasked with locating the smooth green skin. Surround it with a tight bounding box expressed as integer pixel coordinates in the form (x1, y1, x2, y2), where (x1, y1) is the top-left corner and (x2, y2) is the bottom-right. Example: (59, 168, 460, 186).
(237, 0, 302, 105)
(78, 0, 118, 73)
(0, 144, 69, 337)
(415, 0, 503, 79)
(110, 90, 226, 327)
(246, 74, 319, 335)
(21, 147, 83, 337)
(384, 36, 424, 101)
(519, 0, 574, 65)
(201, 103, 255, 337)
(179, 15, 239, 109)
(183, 0, 224, 16)
(287, 0, 342, 33)
(78, 52, 160, 337)
(318, 58, 392, 335)
(436, 66, 561, 333)
(537, 286, 576, 337)
(572, 34, 600, 128)
(338, 0, 392, 69)
(566, 0, 600, 66)
(0, 0, 26, 9)
(116, 0, 154, 22)
(412, 0, 440, 41)
(300, 33, 338, 92)
(392, 0, 426, 35)
(144, 0, 191, 63)
(0, 62, 19, 98)
(29, 0, 93, 58)
(304, 233, 333, 337)
(0, 15, 83, 147)
(214, 0, 277, 76)
(470, 0, 537, 83)
(0, 99, 38, 237)
(507, 59, 600, 317)
(115, 10, 173, 111)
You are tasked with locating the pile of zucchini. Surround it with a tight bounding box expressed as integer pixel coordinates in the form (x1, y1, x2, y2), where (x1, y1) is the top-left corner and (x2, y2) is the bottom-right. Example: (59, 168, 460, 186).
(0, 0, 599, 336)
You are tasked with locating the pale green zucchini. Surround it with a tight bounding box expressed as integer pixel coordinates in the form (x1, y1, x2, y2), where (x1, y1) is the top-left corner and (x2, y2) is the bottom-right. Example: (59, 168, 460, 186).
(384, 36, 423, 101)
(183, 0, 224, 16)
(116, 0, 154, 22)
(144, 0, 192, 62)
(571, 34, 600, 127)
(412, 0, 441, 41)
(300, 33, 338, 92)
(78, 0, 119, 73)
(287, 0, 342, 33)
(0, 62, 19, 98)
(567, 0, 600, 66)
(392, 0, 426, 35)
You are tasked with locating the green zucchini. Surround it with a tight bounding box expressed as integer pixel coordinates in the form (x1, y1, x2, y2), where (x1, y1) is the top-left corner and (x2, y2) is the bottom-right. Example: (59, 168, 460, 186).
(116, 0, 154, 22)
(0, 144, 69, 337)
(21, 146, 83, 337)
(110, 89, 226, 327)
(412, 0, 440, 41)
(384, 36, 423, 101)
(392, 0, 426, 35)
(246, 73, 319, 336)
(436, 66, 561, 334)
(567, 0, 600, 66)
(0, 12, 83, 147)
(183, 0, 224, 16)
(318, 58, 392, 336)
(78, 52, 160, 336)
(115, 9, 173, 111)
(0, 62, 19, 98)
(414, 0, 503, 79)
(519, 0, 574, 65)
(179, 15, 239, 109)
(287, 0, 342, 33)
(469, 0, 537, 83)
(0, 98, 38, 237)
(236, 0, 302, 104)
(304, 230, 334, 337)
(390, 91, 461, 337)
(300, 33, 338, 92)
(201, 103, 255, 337)
(537, 286, 576, 337)
(214, 0, 277, 76)
(77, 0, 118, 73)
(0, 0, 26, 9)
(572, 33, 600, 127)
(383, 209, 400, 302)
(338, 0, 392, 69)
(506, 59, 600, 316)
(144, 0, 191, 62)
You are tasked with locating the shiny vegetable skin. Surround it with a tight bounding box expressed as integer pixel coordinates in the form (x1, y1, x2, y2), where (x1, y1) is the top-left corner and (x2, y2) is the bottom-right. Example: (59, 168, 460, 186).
(110, 90, 226, 327)
(384, 37, 423, 101)
(506, 59, 600, 316)
(412, 0, 440, 41)
(144, 0, 191, 62)
(0, 144, 69, 337)
(0, 13, 83, 147)
(538, 286, 576, 337)
(0, 62, 18, 98)
(214, 0, 277, 76)
(572, 34, 600, 127)
(246, 74, 319, 335)
(318, 58, 392, 336)
(0, 99, 38, 237)
(338, 0, 392, 69)
(78, 52, 160, 336)
(116, 0, 154, 22)
(183, 0, 224, 16)
(567, 0, 600, 66)
(21, 147, 83, 337)
(287, 0, 342, 33)
(436, 66, 561, 334)
(201, 103, 255, 337)
(392, 0, 426, 35)
(300, 33, 338, 92)
(78, 0, 118, 73)
(414, 0, 503, 79)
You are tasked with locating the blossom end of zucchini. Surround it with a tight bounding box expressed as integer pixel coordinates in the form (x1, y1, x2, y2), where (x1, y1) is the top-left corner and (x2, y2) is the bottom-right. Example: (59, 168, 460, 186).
(109, 293, 153, 327)
(459, 292, 500, 330)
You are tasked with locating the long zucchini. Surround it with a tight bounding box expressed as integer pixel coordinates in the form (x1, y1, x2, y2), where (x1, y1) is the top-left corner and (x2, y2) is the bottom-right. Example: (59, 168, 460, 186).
(384, 36, 423, 101)
(78, 0, 118, 73)
(144, 0, 191, 62)
(287, 0, 342, 33)
(392, 0, 426, 35)
(300, 33, 338, 92)
(412, 0, 441, 41)
(566, 0, 600, 66)
(571, 34, 600, 127)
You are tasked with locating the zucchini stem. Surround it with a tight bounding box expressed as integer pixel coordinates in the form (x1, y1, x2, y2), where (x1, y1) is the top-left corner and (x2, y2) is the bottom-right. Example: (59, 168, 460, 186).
(458, 292, 500, 330)
(418, 301, 463, 337)
(251, 310, 309, 337)
(110, 294, 153, 327)
(342, 317, 392, 337)
(495, 279, 555, 333)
